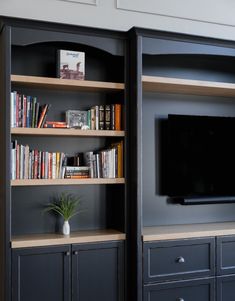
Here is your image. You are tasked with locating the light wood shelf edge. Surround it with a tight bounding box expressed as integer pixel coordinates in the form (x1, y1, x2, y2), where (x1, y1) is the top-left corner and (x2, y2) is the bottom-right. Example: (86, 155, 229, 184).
(11, 178, 125, 186)
(11, 229, 126, 248)
(11, 128, 125, 137)
(143, 222, 235, 241)
(11, 74, 125, 91)
(142, 75, 235, 97)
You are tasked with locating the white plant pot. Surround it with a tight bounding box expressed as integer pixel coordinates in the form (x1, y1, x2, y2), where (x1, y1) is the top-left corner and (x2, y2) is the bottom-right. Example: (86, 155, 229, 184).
(63, 220, 70, 235)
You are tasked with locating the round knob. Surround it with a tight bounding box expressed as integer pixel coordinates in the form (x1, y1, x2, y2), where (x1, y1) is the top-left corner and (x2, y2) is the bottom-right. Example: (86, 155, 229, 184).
(73, 251, 78, 255)
(176, 256, 185, 264)
(176, 298, 184, 301)
(65, 251, 70, 256)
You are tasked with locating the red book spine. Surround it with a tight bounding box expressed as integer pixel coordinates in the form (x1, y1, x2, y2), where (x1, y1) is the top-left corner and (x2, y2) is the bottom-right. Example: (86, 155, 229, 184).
(41, 152, 45, 179)
(23, 95, 27, 127)
(44, 124, 68, 128)
(16, 93, 19, 127)
(34, 150, 38, 179)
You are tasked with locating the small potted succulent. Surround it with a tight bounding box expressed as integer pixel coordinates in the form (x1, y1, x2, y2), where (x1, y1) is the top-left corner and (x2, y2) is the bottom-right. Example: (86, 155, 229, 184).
(45, 192, 81, 235)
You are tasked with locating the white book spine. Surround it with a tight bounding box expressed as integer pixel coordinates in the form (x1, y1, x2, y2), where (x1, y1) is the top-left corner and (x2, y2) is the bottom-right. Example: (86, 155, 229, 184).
(52, 153, 56, 179)
(11, 148, 16, 180)
(95, 105, 99, 130)
(29, 152, 32, 179)
(24, 145, 29, 179)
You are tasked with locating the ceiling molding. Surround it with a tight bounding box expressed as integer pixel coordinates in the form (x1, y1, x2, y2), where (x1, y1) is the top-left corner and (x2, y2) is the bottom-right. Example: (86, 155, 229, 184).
(60, 0, 98, 6)
(116, 0, 235, 28)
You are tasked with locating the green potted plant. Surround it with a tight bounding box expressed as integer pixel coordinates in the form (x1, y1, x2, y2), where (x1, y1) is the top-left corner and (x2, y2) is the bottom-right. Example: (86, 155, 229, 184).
(45, 192, 81, 235)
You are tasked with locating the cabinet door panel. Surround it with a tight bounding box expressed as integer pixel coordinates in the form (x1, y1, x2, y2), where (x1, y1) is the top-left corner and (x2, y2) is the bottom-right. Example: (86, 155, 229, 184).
(217, 236, 235, 275)
(144, 238, 215, 283)
(144, 278, 215, 301)
(12, 245, 71, 301)
(72, 241, 124, 301)
(217, 275, 235, 301)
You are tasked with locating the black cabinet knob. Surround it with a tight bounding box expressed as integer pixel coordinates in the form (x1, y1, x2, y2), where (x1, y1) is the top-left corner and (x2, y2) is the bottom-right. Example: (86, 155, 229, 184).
(176, 298, 184, 301)
(73, 251, 78, 255)
(176, 256, 185, 263)
(65, 251, 70, 256)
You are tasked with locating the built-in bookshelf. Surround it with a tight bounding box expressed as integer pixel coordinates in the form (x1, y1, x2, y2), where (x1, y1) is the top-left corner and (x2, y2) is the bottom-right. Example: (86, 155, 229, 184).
(11, 178, 125, 186)
(11, 127, 125, 137)
(11, 75, 125, 92)
(142, 75, 235, 97)
(11, 229, 126, 248)
(9, 27, 126, 248)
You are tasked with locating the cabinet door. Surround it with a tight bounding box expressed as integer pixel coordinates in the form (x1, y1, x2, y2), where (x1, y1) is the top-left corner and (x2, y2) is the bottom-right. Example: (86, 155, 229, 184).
(144, 238, 215, 283)
(144, 278, 215, 301)
(72, 241, 124, 301)
(217, 275, 235, 301)
(217, 235, 235, 275)
(12, 245, 71, 301)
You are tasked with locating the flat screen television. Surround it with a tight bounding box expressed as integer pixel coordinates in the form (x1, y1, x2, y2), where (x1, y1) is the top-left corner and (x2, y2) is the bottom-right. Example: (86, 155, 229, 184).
(164, 114, 235, 204)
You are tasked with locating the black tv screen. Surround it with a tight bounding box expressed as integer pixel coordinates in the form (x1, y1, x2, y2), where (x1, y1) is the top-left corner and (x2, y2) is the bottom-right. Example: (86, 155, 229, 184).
(165, 114, 235, 200)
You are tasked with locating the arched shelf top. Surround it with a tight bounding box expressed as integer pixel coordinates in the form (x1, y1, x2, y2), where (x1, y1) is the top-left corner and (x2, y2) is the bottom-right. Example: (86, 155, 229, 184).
(142, 36, 235, 58)
(11, 26, 125, 56)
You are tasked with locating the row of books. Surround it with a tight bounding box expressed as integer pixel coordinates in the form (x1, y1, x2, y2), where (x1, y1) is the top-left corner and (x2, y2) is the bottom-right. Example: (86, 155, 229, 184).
(11, 140, 124, 180)
(11, 141, 66, 180)
(66, 104, 122, 130)
(84, 141, 123, 178)
(10, 92, 50, 128)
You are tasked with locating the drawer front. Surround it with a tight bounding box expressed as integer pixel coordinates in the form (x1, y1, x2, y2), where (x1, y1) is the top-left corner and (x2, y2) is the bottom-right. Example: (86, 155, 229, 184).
(217, 236, 235, 275)
(144, 238, 215, 283)
(144, 278, 215, 301)
(217, 275, 235, 301)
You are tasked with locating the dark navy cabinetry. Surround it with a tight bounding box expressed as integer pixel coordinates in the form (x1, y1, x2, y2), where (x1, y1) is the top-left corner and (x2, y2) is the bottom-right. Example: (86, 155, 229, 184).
(144, 278, 215, 301)
(12, 241, 124, 301)
(12, 245, 71, 301)
(0, 16, 128, 301)
(143, 235, 235, 301)
(144, 238, 215, 283)
(143, 237, 215, 301)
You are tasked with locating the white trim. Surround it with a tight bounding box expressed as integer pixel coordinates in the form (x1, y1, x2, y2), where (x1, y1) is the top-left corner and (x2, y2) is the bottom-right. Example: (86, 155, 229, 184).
(116, 0, 235, 28)
(60, 0, 98, 6)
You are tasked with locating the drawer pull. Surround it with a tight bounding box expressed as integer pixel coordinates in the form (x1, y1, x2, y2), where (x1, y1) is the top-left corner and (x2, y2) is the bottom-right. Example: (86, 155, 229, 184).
(176, 256, 185, 264)
(65, 251, 70, 256)
(176, 298, 184, 301)
(73, 251, 78, 256)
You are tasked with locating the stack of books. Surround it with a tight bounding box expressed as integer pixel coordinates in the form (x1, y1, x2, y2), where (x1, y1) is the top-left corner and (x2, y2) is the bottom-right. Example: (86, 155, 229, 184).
(11, 141, 66, 180)
(11, 141, 124, 180)
(11, 91, 50, 128)
(84, 141, 123, 178)
(64, 166, 89, 179)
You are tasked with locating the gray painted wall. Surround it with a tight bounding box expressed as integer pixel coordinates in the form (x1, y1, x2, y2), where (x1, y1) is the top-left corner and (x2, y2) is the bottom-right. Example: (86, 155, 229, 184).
(1, 0, 235, 40)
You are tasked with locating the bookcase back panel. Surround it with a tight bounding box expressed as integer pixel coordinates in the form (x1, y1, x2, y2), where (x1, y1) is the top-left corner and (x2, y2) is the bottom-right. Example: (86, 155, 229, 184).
(11, 184, 125, 235)
(12, 44, 124, 82)
(11, 27, 125, 56)
(142, 36, 235, 57)
(142, 93, 235, 227)
(143, 54, 235, 82)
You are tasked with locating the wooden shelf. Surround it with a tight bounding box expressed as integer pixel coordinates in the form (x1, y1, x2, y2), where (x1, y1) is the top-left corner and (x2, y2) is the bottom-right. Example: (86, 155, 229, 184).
(11, 74, 125, 92)
(142, 75, 235, 97)
(143, 221, 235, 242)
(11, 229, 126, 248)
(11, 178, 125, 186)
(11, 127, 125, 137)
